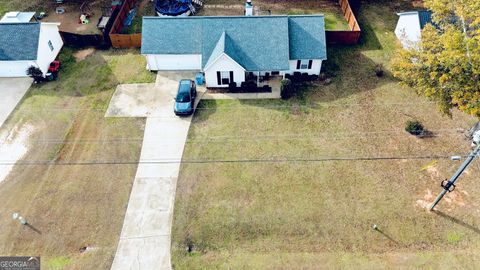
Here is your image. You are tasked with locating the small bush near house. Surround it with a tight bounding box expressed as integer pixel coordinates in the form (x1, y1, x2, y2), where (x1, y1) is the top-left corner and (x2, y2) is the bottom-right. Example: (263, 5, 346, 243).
(319, 73, 327, 81)
(241, 80, 257, 92)
(280, 78, 294, 99)
(321, 58, 339, 78)
(375, 64, 384, 77)
(26, 66, 43, 82)
(405, 120, 424, 136)
(229, 82, 237, 91)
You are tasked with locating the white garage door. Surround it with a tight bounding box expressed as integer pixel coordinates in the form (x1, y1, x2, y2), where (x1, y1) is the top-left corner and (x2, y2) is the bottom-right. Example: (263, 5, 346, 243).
(147, 54, 202, 71)
(0, 61, 31, 77)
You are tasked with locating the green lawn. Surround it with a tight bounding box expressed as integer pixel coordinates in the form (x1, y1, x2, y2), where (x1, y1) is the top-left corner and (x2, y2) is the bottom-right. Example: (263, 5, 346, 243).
(172, 1, 480, 269)
(0, 49, 155, 270)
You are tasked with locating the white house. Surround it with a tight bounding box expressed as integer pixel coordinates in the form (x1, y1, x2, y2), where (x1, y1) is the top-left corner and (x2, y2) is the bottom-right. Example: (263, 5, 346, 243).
(395, 10, 434, 49)
(0, 21, 63, 77)
(141, 15, 327, 88)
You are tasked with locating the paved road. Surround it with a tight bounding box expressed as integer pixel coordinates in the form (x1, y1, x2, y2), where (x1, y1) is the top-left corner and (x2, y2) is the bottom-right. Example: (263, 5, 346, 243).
(0, 78, 32, 129)
(109, 72, 198, 270)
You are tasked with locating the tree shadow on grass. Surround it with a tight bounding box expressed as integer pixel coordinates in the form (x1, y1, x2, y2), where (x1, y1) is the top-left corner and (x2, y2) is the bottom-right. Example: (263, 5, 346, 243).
(433, 210, 480, 234)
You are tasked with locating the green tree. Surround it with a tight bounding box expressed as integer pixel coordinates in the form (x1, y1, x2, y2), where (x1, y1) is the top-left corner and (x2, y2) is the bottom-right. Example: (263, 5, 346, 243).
(391, 0, 480, 117)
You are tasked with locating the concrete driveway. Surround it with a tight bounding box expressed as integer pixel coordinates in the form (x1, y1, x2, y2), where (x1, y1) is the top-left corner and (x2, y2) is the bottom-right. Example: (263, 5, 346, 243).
(106, 72, 205, 118)
(108, 72, 201, 270)
(0, 78, 32, 129)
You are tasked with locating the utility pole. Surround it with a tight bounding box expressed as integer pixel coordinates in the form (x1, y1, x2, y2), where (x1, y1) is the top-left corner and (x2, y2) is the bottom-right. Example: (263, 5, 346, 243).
(430, 129, 480, 210)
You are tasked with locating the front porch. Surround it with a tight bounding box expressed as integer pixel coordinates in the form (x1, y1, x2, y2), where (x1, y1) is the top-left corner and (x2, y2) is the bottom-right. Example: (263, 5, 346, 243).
(203, 71, 282, 99)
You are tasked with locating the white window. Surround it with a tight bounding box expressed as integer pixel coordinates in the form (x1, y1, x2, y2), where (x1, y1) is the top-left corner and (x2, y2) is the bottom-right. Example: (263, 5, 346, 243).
(220, 71, 230, 85)
(217, 71, 234, 85)
(296, 60, 313, 70)
(48, 40, 54, 51)
(300, 60, 309, 69)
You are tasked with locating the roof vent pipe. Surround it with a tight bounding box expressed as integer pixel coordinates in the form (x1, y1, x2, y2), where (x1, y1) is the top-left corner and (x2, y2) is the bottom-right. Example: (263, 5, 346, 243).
(245, 0, 253, 16)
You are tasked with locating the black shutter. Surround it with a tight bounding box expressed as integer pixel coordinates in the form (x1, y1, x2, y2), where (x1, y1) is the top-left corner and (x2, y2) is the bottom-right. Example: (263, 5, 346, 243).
(308, 60, 313, 69)
(229, 71, 234, 83)
(296, 60, 301, 69)
(217, 71, 221, 85)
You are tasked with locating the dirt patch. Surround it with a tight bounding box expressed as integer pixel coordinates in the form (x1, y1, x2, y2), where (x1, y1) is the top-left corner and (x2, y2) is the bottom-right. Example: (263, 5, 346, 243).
(41, 1, 109, 34)
(416, 188, 434, 209)
(74, 48, 96, 62)
(412, 1, 424, 8)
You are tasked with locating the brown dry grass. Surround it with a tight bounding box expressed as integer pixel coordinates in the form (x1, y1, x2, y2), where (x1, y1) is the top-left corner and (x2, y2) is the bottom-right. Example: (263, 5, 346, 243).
(0, 49, 154, 270)
(172, 1, 480, 269)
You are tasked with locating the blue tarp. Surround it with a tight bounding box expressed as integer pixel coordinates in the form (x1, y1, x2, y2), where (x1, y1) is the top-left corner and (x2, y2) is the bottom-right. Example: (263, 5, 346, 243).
(123, 9, 136, 26)
(155, 0, 191, 16)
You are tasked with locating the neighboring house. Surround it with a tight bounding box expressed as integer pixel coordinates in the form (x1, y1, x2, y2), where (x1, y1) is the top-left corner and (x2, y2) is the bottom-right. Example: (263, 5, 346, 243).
(141, 15, 327, 88)
(395, 10, 434, 49)
(0, 22, 63, 77)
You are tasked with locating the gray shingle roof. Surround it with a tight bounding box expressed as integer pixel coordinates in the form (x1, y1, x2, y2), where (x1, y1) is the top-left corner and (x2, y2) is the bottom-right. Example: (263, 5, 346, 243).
(289, 16, 327, 60)
(141, 15, 326, 71)
(0, 22, 40, 60)
(204, 31, 226, 68)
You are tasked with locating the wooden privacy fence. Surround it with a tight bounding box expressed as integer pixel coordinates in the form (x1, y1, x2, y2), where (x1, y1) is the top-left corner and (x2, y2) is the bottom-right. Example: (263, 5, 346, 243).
(326, 0, 361, 45)
(109, 0, 142, 48)
(110, 0, 361, 48)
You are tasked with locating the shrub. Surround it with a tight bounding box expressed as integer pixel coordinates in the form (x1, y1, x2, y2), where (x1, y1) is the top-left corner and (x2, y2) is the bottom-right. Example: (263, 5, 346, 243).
(375, 64, 384, 77)
(405, 120, 424, 136)
(321, 58, 339, 77)
(319, 73, 327, 81)
(301, 72, 309, 81)
(228, 82, 237, 91)
(26, 66, 43, 82)
(280, 78, 294, 99)
(244, 80, 257, 92)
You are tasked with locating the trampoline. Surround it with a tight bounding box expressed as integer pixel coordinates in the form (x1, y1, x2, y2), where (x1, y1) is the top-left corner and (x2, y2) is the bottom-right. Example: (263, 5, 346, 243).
(155, 0, 193, 16)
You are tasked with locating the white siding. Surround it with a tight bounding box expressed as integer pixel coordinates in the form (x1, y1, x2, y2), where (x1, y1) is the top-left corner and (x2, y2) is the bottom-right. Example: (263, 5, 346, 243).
(146, 54, 202, 70)
(0, 60, 36, 77)
(204, 54, 245, 88)
(36, 23, 63, 76)
(281, 59, 323, 76)
(395, 12, 421, 49)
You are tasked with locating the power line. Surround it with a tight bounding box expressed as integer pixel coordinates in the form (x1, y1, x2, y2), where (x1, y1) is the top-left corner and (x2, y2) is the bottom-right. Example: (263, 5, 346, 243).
(0, 154, 465, 166)
(1, 101, 439, 112)
(2, 134, 465, 146)
(0, 128, 468, 143)
(0, 132, 469, 148)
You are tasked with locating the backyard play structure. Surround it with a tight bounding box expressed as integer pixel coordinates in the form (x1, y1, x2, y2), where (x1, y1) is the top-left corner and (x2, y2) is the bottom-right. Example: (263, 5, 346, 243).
(109, 0, 361, 48)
